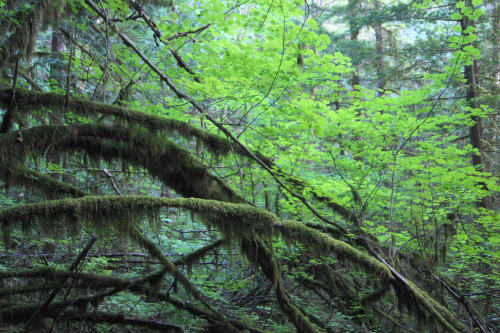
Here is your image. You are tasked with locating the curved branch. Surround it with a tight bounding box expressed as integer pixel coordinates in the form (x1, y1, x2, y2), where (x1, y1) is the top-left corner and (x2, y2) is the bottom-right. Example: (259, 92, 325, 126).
(84, 0, 353, 233)
(0, 163, 87, 197)
(0, 87, 235, 156)
(0, 86, 358, 230)
(0, 196, 389, 278)
(0, 124, 244, 203)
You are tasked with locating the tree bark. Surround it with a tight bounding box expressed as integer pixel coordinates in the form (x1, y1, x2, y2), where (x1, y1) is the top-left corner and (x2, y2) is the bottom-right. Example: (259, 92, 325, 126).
(461, 13, 488, 208)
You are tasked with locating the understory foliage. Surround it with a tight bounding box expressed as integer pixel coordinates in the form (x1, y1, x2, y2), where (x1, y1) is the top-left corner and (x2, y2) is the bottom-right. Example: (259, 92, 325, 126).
(0, 0, 498, 332)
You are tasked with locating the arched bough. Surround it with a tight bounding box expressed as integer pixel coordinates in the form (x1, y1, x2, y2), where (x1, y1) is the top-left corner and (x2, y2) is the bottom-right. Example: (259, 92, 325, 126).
(0, 125, 465, 332)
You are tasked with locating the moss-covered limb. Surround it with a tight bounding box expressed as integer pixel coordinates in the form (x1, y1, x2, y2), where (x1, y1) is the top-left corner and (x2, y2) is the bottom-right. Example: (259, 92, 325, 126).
(0, 124, 244, 203)
(71, 137, 243, 203)
(0, 87, 354, 228)
(0, 197, 460, 330)
(403, 279, 466, 333)
(276, 220, 391, 279)
(420, 269, 490, 333)
(57, 311, 183, 332)
(363, 242, 466, 333)
(0, 196, 271, 238)
(303, 222, 345, 238)
(0, 196, 383, 277)
(79, 0, 357, 234)
(0, 164, 87, 198)
(0, 196, 373, 330)
(280, 223, 465, 330)
(241, 238, 318, 333)
(0, 87, 237, 156)
(0, 87, 358, 232)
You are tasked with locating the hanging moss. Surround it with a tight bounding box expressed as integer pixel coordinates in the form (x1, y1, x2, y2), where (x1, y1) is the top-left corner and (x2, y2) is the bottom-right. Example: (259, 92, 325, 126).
(403, 279, 466, 332)
(0, 124, 465, 332)
(0, 87, 239, 156)
(0, 196, 264, 241)
(276, 219, 391, 279)
(0, 0, 67, 67)
(0, 196, 390, 281)
(0, 124, 245, 203)
(0, 87, 360, 230)
(0, 163, 86, 197)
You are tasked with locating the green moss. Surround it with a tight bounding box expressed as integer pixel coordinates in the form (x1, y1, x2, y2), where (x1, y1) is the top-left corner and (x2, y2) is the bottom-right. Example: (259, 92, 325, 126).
(0, 164, 86, 197)
(404, 279, 466, 333)
(0, 88, 239, 156)
(0, 122, 463, 332)
(0, 1, 66, 67)
(0, 194, 463, 332)
(0, 124, 245, 203)
(0, 87, 360, 231)
(0, 196, 269, 239)
(0, 195, 389, 278)
(276, 220, 391, 279)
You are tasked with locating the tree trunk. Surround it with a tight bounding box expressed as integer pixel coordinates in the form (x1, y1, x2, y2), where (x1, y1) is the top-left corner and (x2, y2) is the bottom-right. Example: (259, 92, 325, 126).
(374, 0, 385, 95)
(461, 13, 486, 207)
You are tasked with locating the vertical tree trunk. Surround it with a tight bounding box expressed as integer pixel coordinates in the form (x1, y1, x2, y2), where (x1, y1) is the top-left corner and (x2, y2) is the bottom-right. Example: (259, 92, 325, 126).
(348, 0, 361, 89)
(460, 17, 484, 170)
(374, 0, 385, 95)
(487, 0, 499, 178)
(461, 13, 487, 208)
(50, 30, 66, 91)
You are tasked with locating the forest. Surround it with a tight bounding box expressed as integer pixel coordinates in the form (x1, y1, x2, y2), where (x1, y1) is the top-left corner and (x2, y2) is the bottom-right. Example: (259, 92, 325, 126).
(0, 0, 498, 332)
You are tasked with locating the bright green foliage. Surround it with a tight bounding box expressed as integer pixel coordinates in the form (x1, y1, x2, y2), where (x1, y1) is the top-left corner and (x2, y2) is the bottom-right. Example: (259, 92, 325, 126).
(0, 0, 497, 332)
